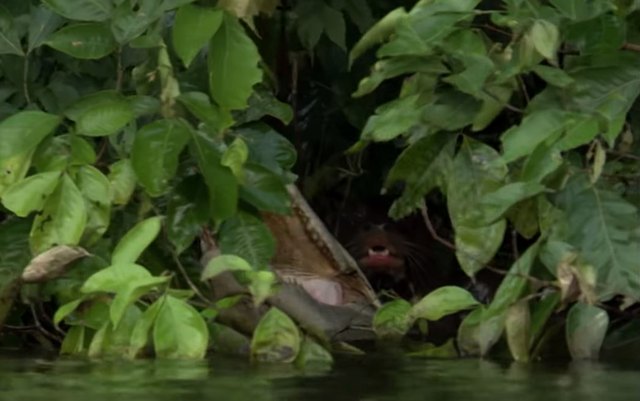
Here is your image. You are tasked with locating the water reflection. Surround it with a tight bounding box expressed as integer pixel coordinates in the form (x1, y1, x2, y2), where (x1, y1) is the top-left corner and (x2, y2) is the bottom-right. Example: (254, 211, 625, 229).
(0, 350, 638, 401)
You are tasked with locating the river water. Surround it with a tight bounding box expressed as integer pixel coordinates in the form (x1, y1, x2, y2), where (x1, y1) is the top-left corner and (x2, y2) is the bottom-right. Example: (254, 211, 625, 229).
(1, 350, 638, 401)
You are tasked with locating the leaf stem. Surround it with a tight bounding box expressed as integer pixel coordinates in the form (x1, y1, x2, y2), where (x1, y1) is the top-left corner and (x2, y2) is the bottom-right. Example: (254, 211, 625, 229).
(23, 54, 32, 104)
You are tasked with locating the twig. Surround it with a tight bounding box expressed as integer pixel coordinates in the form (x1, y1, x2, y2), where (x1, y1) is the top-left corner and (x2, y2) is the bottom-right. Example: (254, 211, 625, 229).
(511, 229, 520, 261)
(116, 47, 124, 91)
(170, 249, 210, 305)
(607, 150, 640, 161)
(623, 43, 640, 53)
(29, 305, 62, 343)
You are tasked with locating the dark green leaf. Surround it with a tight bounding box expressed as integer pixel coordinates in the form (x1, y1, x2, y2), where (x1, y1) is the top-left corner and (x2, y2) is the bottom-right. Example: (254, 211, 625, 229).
(28, 5, 64, 52)
(167, 175, 209, 254)
(240, 163, 290, 214)
(177, 92, 234, 134)
(295, 336, 333, 369)
(566, 302, 609, 359)
(131, 119, 191, 196)
(208, 13, 262, 110)
(111, 0, 163, 44)
(532, 65, 574, 88)
(239, 123, 297, 174)
(235, 86, 294, 125)
(0, 7, 24, 56)
(457, 306, 505, 356)
(476, 181, 547, 226)
(43, 0, 113, 21)
(362, 95, 421, 141)
(549, 0, 614, 21)
(219, 211, 275, 269)
(501, 109, 568, 163)
(173, 5, 223, 67)
(46, 22, 117, 59)
(349, 7, 407, 66)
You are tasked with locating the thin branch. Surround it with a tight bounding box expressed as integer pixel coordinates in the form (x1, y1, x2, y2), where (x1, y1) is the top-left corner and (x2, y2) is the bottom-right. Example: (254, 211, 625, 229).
(170, 247, 211, 305)
(607, 150, 640, 161)
(115, 47, 124, 91)
(623, 43, 640, 53)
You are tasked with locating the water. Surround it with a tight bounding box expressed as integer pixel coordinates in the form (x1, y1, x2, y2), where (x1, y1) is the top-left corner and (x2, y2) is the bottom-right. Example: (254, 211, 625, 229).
(1, 350, 639, 401)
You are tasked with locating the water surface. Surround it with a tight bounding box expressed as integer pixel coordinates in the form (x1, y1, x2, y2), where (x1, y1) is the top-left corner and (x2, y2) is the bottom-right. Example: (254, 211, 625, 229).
(1, 350, 638, 401)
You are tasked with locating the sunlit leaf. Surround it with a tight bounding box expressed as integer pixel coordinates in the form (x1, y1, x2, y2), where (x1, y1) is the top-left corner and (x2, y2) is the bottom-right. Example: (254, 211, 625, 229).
(108, 159, 136, 205)
(110, 276, 169, 329)
(129, 297, 163, 358)
(505, 300, 531, 362)
(81, 262, 152, 294)
(111, 216, 163, 265)
(372, 299, 412, 339)
(1, 171, 61, 217)
(201, 254, 253, 281)
(75, 166, 111, 244)
(251, 307, 300, 363)
(529, 20, 559, 60)
(349, 7, 407, 66)
(362, 95, 421, 142)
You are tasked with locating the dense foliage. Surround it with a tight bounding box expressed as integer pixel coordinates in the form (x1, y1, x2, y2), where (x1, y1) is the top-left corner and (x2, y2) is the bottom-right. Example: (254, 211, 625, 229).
(0, 0, 638, 363)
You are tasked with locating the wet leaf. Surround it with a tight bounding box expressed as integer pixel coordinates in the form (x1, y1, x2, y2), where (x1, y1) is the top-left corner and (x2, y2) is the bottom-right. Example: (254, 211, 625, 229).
(295, 336, 333, 369)
(457, 306, 505, 357)
(566, 302, 609, 360)
(251, 307, 300, 363)
(111, 216, 163, 264)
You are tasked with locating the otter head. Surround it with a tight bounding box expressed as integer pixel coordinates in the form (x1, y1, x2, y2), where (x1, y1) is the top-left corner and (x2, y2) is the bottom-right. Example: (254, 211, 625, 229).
(350, 223, 408, 282)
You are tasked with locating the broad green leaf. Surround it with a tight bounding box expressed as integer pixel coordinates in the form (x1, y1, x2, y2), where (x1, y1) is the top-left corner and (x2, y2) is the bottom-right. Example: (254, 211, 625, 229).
(46, 22, 117, 59)
(295, 337, 333, 369)
(167, 174, 209, 254)
(217, 0, 279, 20)
(191, 132, 238, 221)
(519, 141, 563, 183)
(557, 115, 599, 151)
(28, 5, 64, 52)
(75, 166, 111, 244)
(566, 303, 609, 359)
(1, 171, 61, 217)
(529, 20, 559, 60)
(129, 95, 161, 117)
(362, 95, 421, 141)
(566, 13, 626, 54)
(30, 174, 88, 254)
(81, 263, 152, 294)
(173, 5, 223, 67)
(457, 306, 505, 356)
(353, 57, 446, 98)
(208, 13, 262, 110)
(0, 111, 61, 162)
(239, 163, 290, 214)
(65, 91, 134, 136)
(532, 65, 574, 88)
(129, 297, 164, 358)
(53, 298, 85, 327)
(201, 254, 253, 281)
(549, 0, 613, 21)
(111, 0, 163, 44)
(60, 326, 86, 355)
(349, 7, 407, 66)
(153, 295, 209, 359)
(372, 299, 412, 339)
(108, 159, 136, 205)
(505, 300, 531, 362)
(0, 149, 34, 197)
(501, 109, 568, 163)
(488, 241, 541, 315)
(239, 123, 297, 174)
(476, 182, 546, 226)
(42, 0, 113, 21)
(221, 137, 248, 181)
(0, 7, 24, 56)
(295, 1, 346, 50)
(472, 84, 514, 131)
(344, 0, 375, 33)
(422, 90, 481, 131)
(251, 307, 300, 363)
(555, 175, 640, 300)
(235, 86, 294, 125)
(410, 286, 480, 321)
(33, 135, 97, 172)
(177, 92, 234, 134)
(131, 119, 191, 196)
(388, 133, 455, 219)
(110, 275, 169, 329)
(447, 138, 507, 277)
(89, 304, 142, 357)
(111, 216, 163, 265)
(219, 212, 275, 269)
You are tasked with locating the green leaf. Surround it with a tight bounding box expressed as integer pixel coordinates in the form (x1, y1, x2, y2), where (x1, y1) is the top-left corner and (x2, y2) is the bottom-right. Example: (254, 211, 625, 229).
(239, 123, 297, 174)
(177, 92, 234, 134)
(422, 90, 481, 131)
(410, 286, 480, 321)
(131, 119, 191, 196)
(447, 138, 507, 277)
(28, 5, 64, 52)
(129, 297, 164, 358)
(235, 86, 294, 125)
(221, 137, 248, 181)
(201, 254, 253, 281)
(530, 290, 560, 346)
(557, 115, 599, 151)
(555, 175, 640, 300)
(108, 159, 136, 205)
(110, 276, 169, 329)
(111, 216, 163, 265)
(549, 0, 613, 21)
(247, 270, 277, 306)
(251, 307, 301, 363)
(295, 337, 333, 369)
(153, 294, 209, 359)
(208, 13, 262, 110)
(0, 150, 35, 197)
(167, 175, 209, 254)
(173, 5, 223, 68)
(1, 171, 61, 217)
(42, 0, 113, 21)
(46, 22, 117, 59)
(528, 20, 559, 60)
(488, 241, 541, 315)
(501, 109, 568, 163)
(372, 299, 412, 339)
(111, 0, 163, 44)
(0, 111, 61, 163)
(472, 84, 514, 131)
(219, 212, 275, 269)
(0, 7, 24, 56)
(505, 300, 531, 362)
(65, 90, 135, 136)
(81, 262, 152, 294)
(362, 95, 421, 142)
(60, 326, 86, 355)
(476, 182, 547, 226)
(191, 132, 238, 221)
(532, 65, 574, 88)
(349, 7, 407, 65)
(32, 135, 97, 173)
(566, 13, 625, 54)
(53, 298, 85, 327)
(30, 174, 88, 254)
(566, 302, 609, 360)
(75, 166, 111, 244)
(456, 306, 505, 356)
(240, 163, 290, 214)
